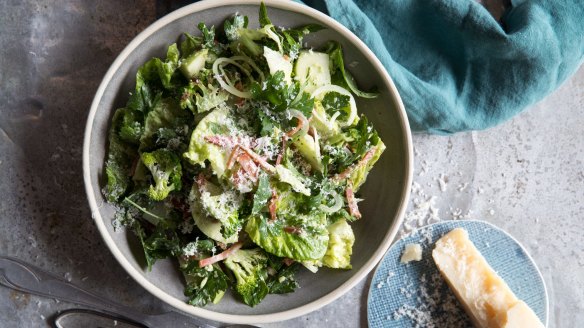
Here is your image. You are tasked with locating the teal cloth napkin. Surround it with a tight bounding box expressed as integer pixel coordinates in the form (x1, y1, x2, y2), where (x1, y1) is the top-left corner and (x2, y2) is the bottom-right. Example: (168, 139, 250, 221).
(307, 0, 584, 133)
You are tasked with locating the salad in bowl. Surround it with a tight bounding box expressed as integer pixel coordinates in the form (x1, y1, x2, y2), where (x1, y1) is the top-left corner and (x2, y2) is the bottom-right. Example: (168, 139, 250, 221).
(102, 3, 385, 308)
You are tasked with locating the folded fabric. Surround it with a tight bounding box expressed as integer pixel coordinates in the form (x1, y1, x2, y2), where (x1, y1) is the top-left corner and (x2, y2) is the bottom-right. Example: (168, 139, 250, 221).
(306, 0, 584, 133)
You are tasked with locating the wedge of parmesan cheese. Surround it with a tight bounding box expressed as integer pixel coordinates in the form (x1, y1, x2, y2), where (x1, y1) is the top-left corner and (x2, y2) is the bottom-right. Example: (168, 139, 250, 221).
(432, 228, 545, 328)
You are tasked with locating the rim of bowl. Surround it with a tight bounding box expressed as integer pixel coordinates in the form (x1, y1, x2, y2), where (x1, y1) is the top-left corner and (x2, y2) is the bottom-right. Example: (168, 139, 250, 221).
(83, 0, 414, 324)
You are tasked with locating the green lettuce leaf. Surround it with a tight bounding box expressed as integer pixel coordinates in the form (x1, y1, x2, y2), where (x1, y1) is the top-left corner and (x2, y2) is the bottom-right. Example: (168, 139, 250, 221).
(189, 183, 239, 244)
(245, 204, 329, 261)
(183, 106, 243, 177)
(136, 43, 180, 91)
(322, 219, 355, 269)
(252, 172, 272, 215)
(198, 181, 242, 239)
(342, 115, 386, 190)
(349, 139, 385, 190)
(140, 97, 191, 151)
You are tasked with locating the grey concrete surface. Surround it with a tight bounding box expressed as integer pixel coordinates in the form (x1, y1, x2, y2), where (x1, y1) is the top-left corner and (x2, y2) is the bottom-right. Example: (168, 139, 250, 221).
(1, 1, 582, 327)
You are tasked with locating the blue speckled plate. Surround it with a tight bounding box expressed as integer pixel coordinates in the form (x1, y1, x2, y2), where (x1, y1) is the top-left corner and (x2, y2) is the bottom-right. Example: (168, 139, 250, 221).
(367, 220, 548, 328)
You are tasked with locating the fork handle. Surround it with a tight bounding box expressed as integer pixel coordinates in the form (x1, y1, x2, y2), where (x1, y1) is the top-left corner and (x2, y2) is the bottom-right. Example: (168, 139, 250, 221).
(0, 256, 146, 318)
(0, 256, 223, 328)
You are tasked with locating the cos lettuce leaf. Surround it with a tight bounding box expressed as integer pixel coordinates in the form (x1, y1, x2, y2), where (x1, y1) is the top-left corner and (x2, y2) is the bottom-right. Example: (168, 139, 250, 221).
(349, 139, 385, 190)
(245, 210, 329, 261)
(189, 183, 239, 244)
(322, 219, 355, 269)
(198, 181, 242, 239)
(183, 106, 237, 177)
(136, 43, 181, 91)
(140, 97, 191, 151)
(341, 115, 386, 190)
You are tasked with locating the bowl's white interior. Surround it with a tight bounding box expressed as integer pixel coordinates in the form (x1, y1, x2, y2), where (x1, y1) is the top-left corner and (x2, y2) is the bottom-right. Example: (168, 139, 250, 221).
(84, 0, 412, 323)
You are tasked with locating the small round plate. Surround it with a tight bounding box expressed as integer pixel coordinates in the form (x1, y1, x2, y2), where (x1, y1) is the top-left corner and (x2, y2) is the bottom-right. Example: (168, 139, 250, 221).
(367, 220, 548, 328)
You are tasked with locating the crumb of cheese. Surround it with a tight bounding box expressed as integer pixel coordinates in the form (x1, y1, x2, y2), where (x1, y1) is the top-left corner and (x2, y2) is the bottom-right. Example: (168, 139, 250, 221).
(400, 243, 423, 263)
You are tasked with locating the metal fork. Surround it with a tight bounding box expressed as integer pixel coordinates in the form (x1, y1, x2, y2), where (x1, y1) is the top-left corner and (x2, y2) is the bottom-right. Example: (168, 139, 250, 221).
(0, 255, 256, 328)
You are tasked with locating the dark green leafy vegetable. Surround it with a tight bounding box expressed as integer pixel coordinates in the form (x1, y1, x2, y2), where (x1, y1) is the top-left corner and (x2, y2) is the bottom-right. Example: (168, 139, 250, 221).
(280, 24, 324, 59)
(324, 41, 379, 98)
(123, 195, 165, 226)
(181, 258, 229, 307)
(321, 91, 351, 122)
(134, 224, 181, 271)
(180, 32, 203, 58)
(127, 82, 155, 113)
(224, 14, 249, 40)
(198, 22, 216, 49)
(139, 97, 191, 151)
(259, 2, 271, 27)
(250, 71, 313, 117)
(267, 262, 300, 294)
(344, 115, 380, 166)
(117, 108, 144, 145)
(103, 108, 138, 202)
(257, 109, 278, 137)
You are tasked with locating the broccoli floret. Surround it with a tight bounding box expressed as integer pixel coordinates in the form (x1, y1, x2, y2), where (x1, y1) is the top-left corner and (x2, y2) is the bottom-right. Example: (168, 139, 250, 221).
(223, 13, 282, 57)
(117, 108, 144, 145)
(141, 149, 182, 201)
(224, 14, 248, 42)
(224, 248, 269, 307)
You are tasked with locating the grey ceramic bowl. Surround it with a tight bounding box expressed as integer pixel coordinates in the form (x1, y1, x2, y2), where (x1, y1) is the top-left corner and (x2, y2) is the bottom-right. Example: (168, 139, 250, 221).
(83, 0, 413, 324)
